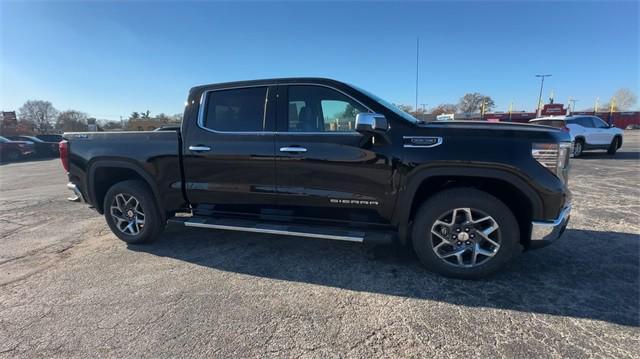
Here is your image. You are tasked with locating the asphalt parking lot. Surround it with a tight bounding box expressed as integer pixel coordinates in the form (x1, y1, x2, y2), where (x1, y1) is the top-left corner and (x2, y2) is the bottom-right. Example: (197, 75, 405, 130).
(1, 132, 639, 358)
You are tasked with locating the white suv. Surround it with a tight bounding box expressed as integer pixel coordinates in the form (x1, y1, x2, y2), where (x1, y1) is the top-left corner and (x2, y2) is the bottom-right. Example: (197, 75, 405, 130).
(529, 116, 623, 157)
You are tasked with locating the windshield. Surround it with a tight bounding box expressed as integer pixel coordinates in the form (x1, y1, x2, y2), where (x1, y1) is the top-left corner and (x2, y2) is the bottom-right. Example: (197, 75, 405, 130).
(351, 85, 419, 124)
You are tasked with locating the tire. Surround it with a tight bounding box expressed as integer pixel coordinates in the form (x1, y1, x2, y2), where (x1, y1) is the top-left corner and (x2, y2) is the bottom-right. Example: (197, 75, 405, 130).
(411, 188, 522, 279)
(607, 137, 619, 155)
(572, 139, 584, 157)
(103, 180, 164, 244)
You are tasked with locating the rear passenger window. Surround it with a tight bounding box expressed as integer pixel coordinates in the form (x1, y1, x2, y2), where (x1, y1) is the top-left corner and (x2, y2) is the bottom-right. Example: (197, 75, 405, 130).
(202, 87, 267, 132)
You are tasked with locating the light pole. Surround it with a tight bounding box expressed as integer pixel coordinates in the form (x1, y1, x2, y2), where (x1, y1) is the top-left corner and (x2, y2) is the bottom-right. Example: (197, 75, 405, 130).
(568, 98, 578, 115)
(421, 103, 427, 113)
(535, 74, 552, 116)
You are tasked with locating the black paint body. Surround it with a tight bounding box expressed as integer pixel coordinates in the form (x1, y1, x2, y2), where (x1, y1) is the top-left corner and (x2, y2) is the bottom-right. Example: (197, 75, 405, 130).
(65, 78, 571, 243)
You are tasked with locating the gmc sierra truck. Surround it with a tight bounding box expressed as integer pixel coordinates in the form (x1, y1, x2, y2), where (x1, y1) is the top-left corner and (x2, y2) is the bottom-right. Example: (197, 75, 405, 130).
(61, 78, 572, 279)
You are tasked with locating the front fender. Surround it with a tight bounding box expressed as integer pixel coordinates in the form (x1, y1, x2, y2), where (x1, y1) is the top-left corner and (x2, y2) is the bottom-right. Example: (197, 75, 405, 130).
(392, 164, 546, 236)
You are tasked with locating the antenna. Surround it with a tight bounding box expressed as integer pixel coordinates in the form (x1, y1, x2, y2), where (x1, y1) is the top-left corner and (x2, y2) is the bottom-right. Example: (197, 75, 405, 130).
(415, 37, 419, 111)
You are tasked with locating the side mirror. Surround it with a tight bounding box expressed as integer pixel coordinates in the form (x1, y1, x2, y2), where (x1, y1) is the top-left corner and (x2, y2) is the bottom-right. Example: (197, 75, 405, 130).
(355, 113, 388, 133)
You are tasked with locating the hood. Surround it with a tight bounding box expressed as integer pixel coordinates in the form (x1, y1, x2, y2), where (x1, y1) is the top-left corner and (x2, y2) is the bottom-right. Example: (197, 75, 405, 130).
(417, 120, 571, 143)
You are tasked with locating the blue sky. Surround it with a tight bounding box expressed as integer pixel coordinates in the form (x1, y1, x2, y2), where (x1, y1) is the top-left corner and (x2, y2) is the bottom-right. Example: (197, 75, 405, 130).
(1, 1, 638, 120)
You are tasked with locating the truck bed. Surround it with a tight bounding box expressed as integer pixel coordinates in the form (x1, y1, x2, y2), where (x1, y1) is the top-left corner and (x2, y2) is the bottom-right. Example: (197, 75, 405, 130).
(64, 131, 186, 214)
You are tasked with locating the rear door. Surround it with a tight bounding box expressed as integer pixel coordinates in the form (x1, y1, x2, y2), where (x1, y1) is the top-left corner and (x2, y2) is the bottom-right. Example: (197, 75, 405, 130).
(182, 85, 278, 215)
(273, 84, 396, 225)
(568, 117, 596, 144)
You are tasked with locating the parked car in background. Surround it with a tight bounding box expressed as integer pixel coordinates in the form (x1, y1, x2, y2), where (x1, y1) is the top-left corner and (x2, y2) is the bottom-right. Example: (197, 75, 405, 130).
(36, 134, 64, 142)
(527, 117, 569, 131)
(6, 135, 60, 157)
(529, 115, 623, 157)
(0, 136, 35, 162)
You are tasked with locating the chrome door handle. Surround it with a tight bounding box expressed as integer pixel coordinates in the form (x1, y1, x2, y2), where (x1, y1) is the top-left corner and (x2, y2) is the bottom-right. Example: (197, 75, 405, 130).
(189, 145, 211, 152)
(280, 146, 307, 153)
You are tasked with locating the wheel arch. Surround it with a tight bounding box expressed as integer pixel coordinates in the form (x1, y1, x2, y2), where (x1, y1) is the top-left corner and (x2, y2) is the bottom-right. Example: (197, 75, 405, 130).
(394, 167, 543, 248)
(87, 159, 166, 221)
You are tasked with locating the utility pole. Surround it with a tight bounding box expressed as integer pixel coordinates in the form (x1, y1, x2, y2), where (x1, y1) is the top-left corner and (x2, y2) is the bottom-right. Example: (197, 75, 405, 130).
(508, 102, 513, 121)
(535, 74, 552, 116)
(415, 37, 419, 112)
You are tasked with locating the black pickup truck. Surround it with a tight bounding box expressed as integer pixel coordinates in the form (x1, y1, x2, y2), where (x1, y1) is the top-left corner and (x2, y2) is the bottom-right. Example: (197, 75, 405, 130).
(61, 78, 572, 279)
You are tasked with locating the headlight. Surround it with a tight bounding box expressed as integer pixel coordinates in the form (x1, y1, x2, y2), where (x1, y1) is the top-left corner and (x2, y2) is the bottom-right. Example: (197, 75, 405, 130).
(532, 142, 571, 183)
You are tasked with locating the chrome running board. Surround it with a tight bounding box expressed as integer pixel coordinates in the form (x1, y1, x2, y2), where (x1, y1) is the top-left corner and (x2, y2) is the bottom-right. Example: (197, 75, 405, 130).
(168, 216, 386, 243)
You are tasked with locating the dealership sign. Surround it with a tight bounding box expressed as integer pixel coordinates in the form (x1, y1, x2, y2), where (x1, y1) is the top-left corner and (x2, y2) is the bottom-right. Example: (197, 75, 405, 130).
(541, 104, 567, 116)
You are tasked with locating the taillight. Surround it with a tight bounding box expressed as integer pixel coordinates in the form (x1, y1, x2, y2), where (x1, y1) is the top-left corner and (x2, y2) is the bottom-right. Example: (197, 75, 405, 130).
(59, 140, 69, 172)
(561, 126, 570, 132)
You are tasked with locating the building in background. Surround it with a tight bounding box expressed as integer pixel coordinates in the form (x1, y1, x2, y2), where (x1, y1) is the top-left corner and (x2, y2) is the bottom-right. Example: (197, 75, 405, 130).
(0, 112, 18, 135)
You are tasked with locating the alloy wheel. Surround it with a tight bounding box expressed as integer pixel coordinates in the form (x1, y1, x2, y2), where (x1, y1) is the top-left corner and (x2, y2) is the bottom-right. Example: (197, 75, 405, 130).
(110, 193, 145, 235)
(430, 207, 501, 267)
(573, 142, 582, 157)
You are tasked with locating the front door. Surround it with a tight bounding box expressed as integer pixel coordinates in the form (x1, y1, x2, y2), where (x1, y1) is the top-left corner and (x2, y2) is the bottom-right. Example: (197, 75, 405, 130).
(274, 84, 396, 225)
(182, 85, 278, 215)
(590, 116, 615, 144)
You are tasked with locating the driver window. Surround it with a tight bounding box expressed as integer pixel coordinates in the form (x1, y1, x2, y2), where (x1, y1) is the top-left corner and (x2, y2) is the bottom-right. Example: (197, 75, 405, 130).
(592, 117, 609, 128)
(578, 117, 594, 128)
(287, 85, 366, 132)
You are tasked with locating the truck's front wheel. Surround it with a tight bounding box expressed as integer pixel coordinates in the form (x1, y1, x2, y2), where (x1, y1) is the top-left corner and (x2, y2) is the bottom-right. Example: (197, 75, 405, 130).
(411, 188, 521, 279)
(103, 180, 165, 244)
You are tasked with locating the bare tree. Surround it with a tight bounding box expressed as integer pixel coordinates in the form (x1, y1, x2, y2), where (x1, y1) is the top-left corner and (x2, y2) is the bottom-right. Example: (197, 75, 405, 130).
(458, 93, 495, 113)
(431, 103, 458, 115)
(99, 120, 122, 131)
(396, 104, 414, 113)
(18, 100, 59, 134)
(57, 110, 88, 132)
(610, 88, 637, 111)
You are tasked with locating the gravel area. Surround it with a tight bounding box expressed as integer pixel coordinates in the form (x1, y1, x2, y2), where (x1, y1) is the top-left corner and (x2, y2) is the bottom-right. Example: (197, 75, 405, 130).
(1, 132, 639, 358)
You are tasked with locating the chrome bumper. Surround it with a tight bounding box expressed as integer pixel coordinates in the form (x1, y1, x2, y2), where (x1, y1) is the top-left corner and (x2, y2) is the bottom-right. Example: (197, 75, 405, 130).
(530, 204, 571, 247)
(66, 182, 84, 202)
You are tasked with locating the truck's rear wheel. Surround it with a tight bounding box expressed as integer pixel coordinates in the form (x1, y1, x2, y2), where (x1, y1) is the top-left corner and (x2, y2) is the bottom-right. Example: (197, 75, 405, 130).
(103, 180, 164, 244)
(411, 188, 521, 279)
